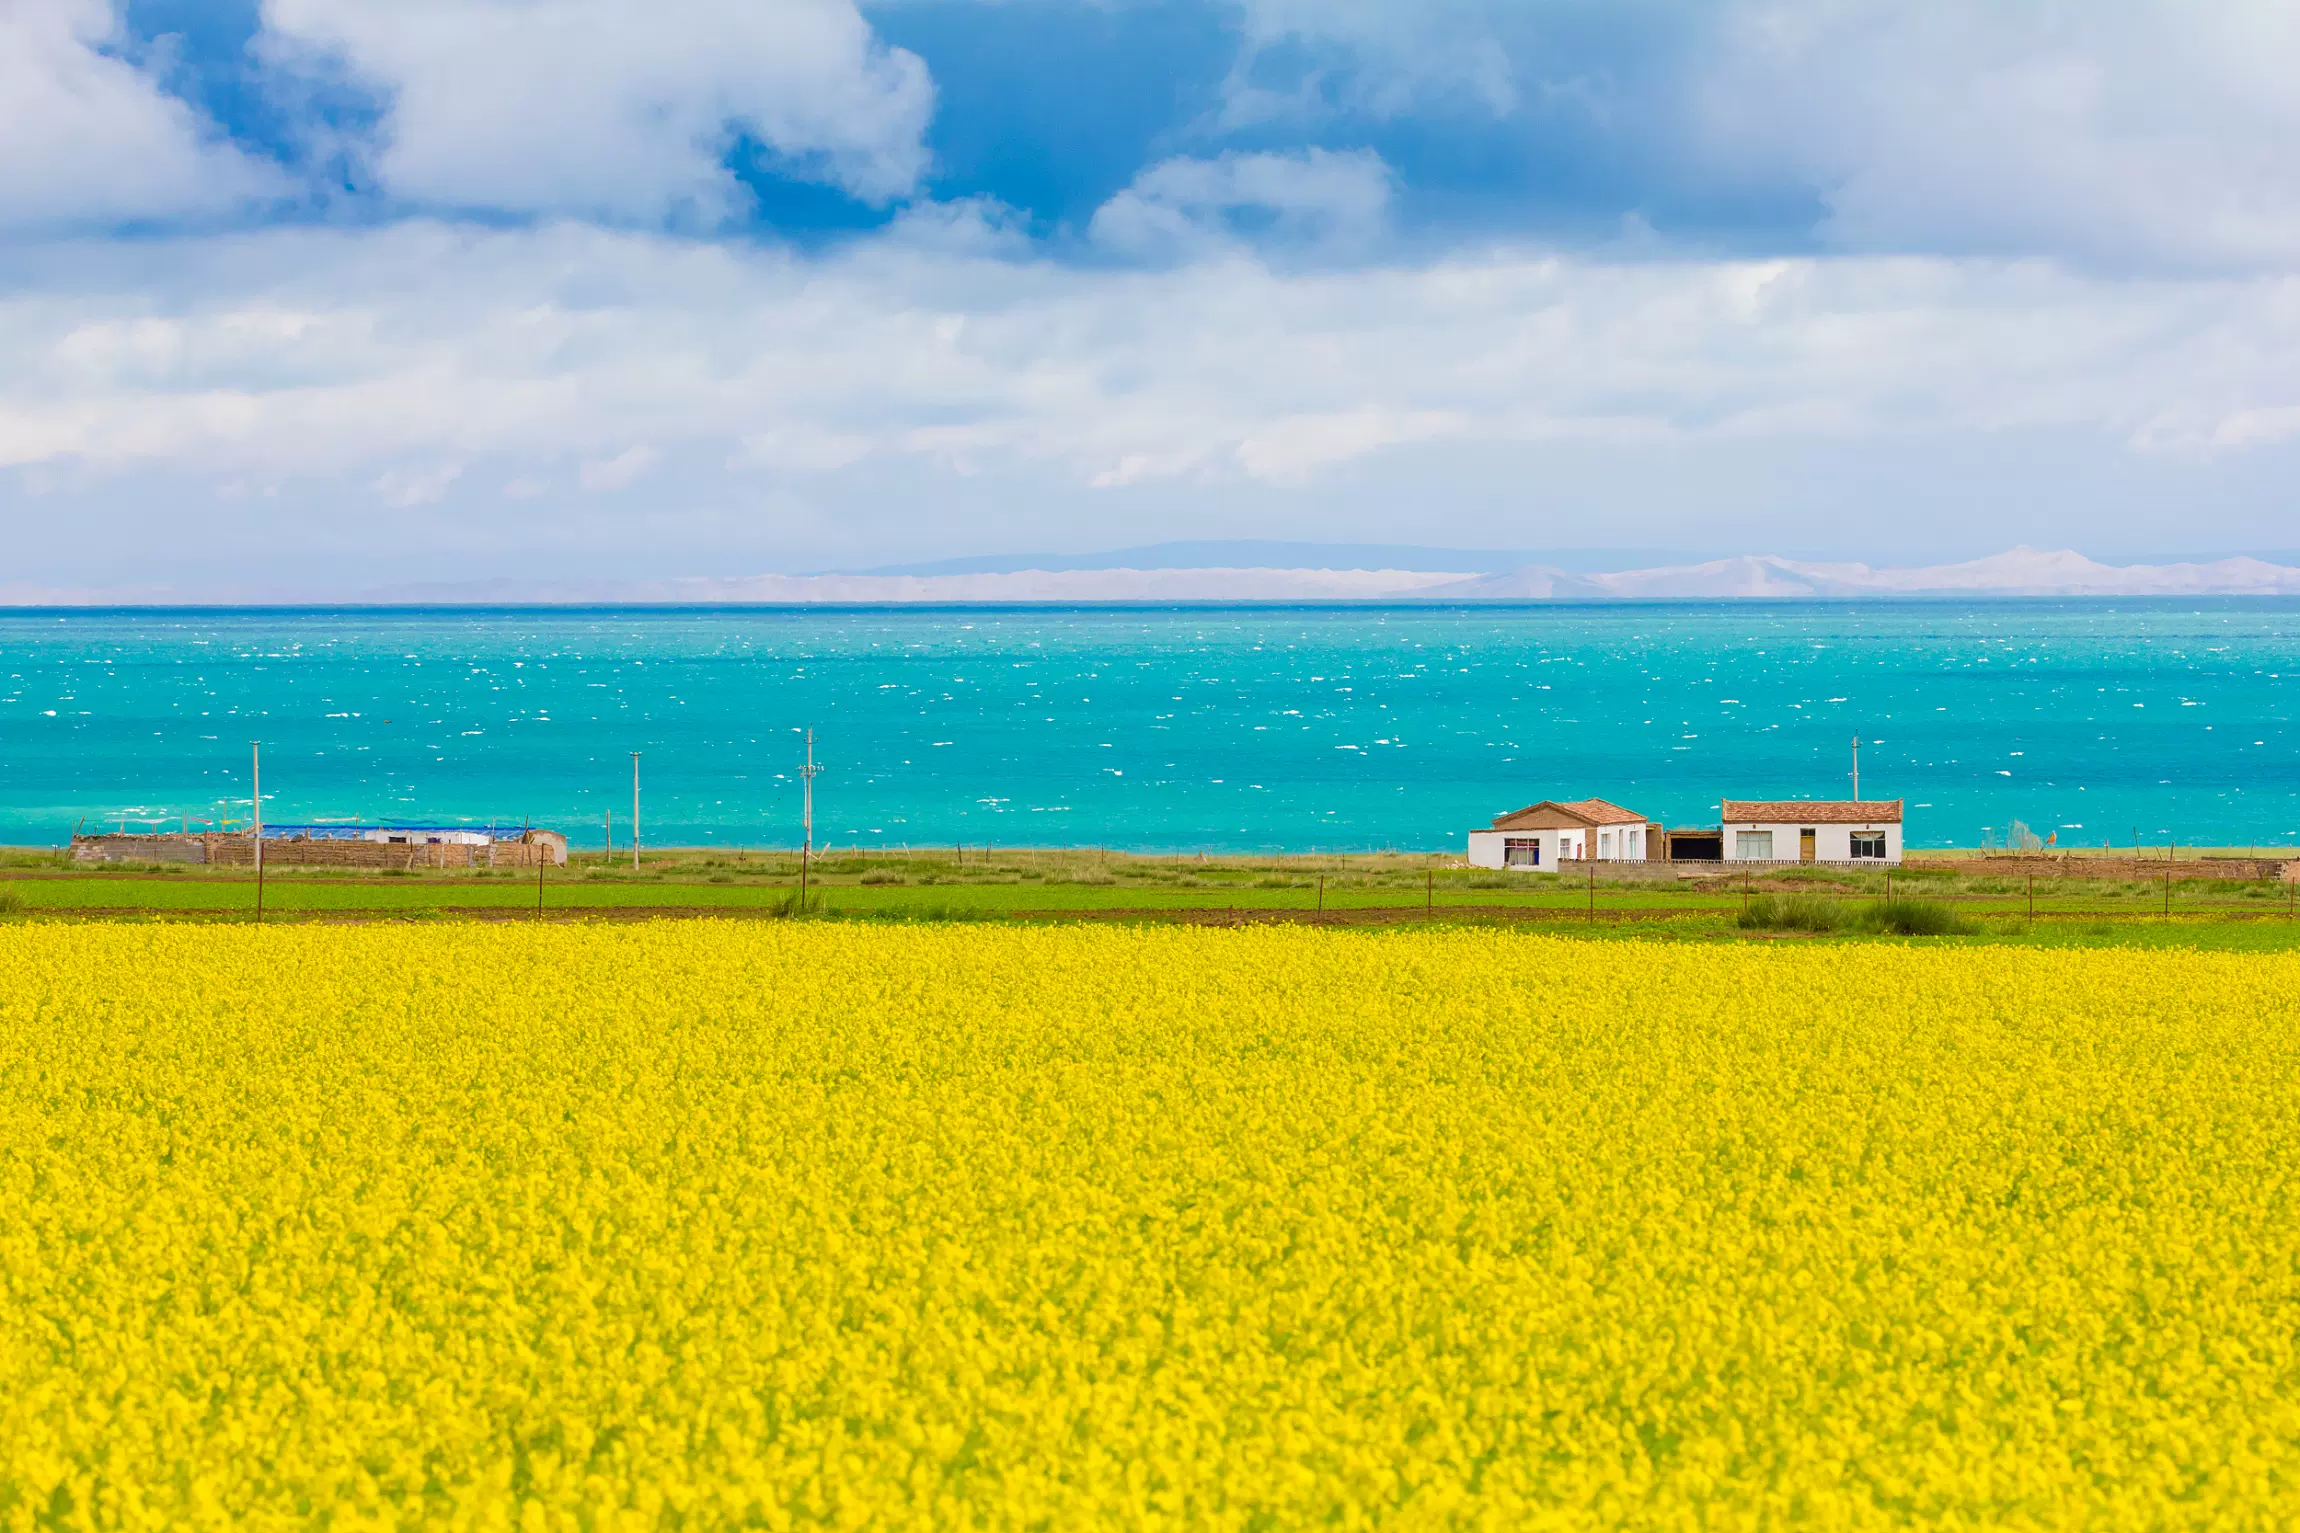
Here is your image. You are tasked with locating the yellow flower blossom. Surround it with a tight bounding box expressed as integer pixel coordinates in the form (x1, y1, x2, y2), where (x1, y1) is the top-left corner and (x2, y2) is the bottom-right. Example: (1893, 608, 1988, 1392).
(1, 922, 2297, 1528)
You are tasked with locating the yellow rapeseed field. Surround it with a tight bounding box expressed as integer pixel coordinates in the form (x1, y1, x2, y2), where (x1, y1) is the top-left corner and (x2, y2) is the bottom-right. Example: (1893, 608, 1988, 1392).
(3, 922, 2298, 1530)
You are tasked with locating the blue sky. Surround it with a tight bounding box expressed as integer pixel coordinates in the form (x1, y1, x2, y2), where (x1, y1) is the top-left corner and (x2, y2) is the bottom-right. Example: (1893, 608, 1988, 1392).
(6, 0, 2300, 593)
(106, 0, 1787, 248)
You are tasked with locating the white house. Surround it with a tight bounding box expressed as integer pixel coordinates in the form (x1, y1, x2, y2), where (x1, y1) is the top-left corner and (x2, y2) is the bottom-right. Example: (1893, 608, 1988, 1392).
(1468, 798, 1659, 871)
(1719, 799, 1904, 864)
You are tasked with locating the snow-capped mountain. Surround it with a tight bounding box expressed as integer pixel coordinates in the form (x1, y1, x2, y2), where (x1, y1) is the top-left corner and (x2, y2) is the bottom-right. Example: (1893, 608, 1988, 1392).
(12, 547, 2300, 605)
(1427, 548, 2300, 599)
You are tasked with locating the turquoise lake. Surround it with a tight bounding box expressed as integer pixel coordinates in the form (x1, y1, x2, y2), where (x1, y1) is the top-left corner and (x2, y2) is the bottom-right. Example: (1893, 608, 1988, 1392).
(2, 602, 2295, 852)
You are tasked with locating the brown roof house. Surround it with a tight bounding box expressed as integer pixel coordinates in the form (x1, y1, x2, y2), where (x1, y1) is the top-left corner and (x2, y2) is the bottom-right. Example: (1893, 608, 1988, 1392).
(1469, 798, 1661, 872)
(1720, 799, 1904, 865)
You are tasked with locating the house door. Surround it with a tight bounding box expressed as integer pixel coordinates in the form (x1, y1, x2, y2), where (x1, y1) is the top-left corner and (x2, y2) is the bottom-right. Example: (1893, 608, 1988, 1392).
(1800, 828, 1817, 862)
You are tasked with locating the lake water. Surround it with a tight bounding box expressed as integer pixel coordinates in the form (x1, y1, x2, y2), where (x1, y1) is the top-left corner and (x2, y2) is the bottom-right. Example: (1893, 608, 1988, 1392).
(2, 602, 2295, 852)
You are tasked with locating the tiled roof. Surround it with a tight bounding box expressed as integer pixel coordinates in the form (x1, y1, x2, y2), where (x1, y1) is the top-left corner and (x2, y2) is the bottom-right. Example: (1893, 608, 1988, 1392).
(1722, 799, 1904, 825)
(1489, 797, 1651, 829)
(1556, 797, 1650, 825)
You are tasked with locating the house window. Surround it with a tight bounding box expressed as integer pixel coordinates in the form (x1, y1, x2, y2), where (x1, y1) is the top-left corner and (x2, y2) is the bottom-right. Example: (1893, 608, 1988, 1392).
(1735, 830, 1774, 860)
(1599, 831, 1612, 858)
(1504, 837, 1541, 867)
(1850, 832, 1888, 858)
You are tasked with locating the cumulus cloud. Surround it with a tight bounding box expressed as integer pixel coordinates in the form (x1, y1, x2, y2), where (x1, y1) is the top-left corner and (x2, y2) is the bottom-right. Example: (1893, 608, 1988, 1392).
(257, 0, 935, 219)
(578, 444, 660, 492)
(1221, 0, 1519, 125)
(1702, 0, 2300, 270)
(1089, 149, 1393, 260)
(0, 0, 281, 231)
(6, 224, 2300, 506)
(371, 461, 462, 507)
(1226, 0, 2300, 271)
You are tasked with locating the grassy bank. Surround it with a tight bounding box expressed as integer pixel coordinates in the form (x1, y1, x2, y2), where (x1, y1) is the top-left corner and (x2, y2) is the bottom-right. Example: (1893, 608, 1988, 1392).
(4, 843, 2298, 946)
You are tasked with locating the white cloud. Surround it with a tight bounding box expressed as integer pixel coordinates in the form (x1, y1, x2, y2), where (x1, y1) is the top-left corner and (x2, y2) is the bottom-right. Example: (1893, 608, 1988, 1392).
(257, 0, 934, 219)
(6, 223, 2300, 506)
(0, 0, 281, 230)
(1702, 1, 2300, 269)
(578, 443, 659, 492)
(1221, 0, 1518, 125)
(1089, 150, 1393, 259)
(1207, 1, 2300, 271)
(371, 461, 462, 506)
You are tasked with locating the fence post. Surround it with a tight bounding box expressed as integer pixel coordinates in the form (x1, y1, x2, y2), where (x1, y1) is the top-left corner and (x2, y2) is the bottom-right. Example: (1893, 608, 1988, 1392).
(1588, 862, 1595, 924)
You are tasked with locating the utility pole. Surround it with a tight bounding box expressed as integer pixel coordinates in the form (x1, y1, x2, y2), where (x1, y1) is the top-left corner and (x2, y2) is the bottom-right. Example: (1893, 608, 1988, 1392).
(799, 727, 820, 911)
(1851, 733, 1861, 802)
(630, 752, 641, 871)
(251, 740, 264, 924)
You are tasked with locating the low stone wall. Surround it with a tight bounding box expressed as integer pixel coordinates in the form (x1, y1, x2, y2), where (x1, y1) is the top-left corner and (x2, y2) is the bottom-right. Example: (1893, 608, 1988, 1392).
(206, 837, 478, 869)
(1528, 855, 2300, 885)
(71, 832, 566, 869)
(70, 834, 209, 865)
(1905, 854, 2298, 883)
(1552, 858, 1905, 882)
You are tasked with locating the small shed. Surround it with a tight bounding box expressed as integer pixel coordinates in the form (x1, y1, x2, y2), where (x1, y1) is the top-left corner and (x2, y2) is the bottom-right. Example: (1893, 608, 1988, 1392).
(1720, 799, 1904, 864)
(1469, 798, 1658, 871)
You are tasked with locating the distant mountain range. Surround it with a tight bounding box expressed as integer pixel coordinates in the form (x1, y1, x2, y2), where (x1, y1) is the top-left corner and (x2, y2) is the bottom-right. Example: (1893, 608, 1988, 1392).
(348, 546, 2300, 602)
(14, 546, 2300, 605)
(1429, 548, 2300, 599)
(829, 542, 1701, 578)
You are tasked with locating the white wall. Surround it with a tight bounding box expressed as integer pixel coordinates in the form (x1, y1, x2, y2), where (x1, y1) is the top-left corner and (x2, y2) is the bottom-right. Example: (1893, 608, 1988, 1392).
(1469, 824, 1648, 869)
(1595, 824, 1649, 861)
(1722, 821, 1902, 864)
(1467, 828, 1578, 870)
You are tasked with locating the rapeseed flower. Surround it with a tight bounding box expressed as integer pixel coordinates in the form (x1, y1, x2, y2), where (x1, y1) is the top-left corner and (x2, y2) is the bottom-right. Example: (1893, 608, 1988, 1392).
(1, 922, 2296, 1527)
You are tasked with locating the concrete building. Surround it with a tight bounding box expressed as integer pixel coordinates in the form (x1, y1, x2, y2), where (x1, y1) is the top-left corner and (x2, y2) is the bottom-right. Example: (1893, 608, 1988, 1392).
(1468, 798, 1659, 871)
(1719, 800, 1904, 864)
